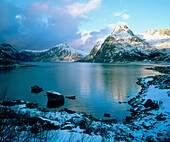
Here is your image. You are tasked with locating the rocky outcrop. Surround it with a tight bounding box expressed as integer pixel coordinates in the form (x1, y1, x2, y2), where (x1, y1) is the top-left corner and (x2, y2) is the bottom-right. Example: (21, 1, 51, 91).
(0, 43, 30, 65)
(21, 43, 87, 62)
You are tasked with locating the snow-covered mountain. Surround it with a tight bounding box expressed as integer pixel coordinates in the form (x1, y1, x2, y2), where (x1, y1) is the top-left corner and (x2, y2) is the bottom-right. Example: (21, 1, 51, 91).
(90, 25, 153, 63)
(21, 43, 87, 62)
(82, 25, 170, 63)
(0, 43, 29, 65)
(138, 28, 170, 51)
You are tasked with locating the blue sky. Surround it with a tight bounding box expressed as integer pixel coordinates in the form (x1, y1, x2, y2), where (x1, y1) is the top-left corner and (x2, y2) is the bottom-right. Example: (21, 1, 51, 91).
(0, 0, 169, 51)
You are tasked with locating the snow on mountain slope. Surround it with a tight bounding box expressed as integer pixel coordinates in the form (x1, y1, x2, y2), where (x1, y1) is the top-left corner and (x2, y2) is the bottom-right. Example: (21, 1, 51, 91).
(138, 28, 170, 50)
(80, 41, 103, 61)
(91, 25, 153, 63)
(21, 43, 87, 62)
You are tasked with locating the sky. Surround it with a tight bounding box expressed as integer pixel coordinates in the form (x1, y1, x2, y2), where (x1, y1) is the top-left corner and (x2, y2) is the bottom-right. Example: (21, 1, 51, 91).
(0, 0, 169, 52)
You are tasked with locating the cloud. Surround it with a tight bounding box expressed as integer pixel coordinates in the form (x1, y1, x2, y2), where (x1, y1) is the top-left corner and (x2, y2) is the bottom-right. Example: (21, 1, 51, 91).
(122, 14, 130, 20)
(107, 24, 115, 30)
(69, 23, 115, 51)
(0, 0, 101, 50)
(113, 9, 130, 20)
(67, 0, 101, 17)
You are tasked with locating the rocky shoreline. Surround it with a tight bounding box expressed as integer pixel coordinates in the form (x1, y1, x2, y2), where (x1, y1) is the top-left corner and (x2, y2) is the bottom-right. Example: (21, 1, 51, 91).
(0, 67, 170, 141)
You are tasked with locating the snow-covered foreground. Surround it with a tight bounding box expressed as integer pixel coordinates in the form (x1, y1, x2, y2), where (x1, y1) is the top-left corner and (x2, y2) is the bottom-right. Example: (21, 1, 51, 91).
(0, 69, 170, 142)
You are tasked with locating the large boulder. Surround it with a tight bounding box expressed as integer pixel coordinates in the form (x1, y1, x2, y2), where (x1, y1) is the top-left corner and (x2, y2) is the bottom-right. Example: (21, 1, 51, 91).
(46, 91, 65, 108)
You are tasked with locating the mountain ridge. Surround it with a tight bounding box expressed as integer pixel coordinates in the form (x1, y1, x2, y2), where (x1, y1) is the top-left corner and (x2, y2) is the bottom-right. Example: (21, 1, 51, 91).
(83, 25, 170, 63)
(21, 43, 87, 62)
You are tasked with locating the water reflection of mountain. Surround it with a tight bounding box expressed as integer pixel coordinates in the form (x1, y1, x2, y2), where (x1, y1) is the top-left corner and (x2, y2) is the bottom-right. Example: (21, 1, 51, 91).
(78, 64, 161, 103)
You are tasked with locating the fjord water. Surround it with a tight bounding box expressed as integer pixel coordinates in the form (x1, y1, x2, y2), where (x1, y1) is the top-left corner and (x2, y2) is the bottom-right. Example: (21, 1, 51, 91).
(0, 63, 163, 119)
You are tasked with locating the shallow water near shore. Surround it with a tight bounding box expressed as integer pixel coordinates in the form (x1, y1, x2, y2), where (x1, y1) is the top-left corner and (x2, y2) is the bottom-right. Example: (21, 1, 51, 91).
(0, 62, 165, 120)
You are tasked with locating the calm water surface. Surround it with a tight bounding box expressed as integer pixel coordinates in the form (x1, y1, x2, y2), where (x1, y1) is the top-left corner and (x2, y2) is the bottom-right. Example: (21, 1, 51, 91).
(0, 62, 164, 119)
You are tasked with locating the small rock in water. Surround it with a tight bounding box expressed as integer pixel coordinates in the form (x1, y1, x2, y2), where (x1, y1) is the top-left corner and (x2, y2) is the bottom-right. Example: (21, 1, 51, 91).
(65, 96, 76, 100)
(31, 85, 43, 94)
(104, 113, 111, 117)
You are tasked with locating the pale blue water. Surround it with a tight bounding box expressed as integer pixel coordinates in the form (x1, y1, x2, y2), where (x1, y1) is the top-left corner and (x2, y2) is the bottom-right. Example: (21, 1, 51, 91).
(0, 62, 163, 119)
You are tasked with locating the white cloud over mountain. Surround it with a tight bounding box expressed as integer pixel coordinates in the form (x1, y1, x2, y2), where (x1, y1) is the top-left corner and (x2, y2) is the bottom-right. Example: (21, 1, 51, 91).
(113, 9, 130, 20)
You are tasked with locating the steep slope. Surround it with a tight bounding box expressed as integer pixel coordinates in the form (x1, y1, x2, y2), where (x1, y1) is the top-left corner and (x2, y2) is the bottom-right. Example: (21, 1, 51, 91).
(138, 28, 170, 51)
(91, 25, 152, 63)
(0, 43, 29, 65)
(21, 43, 87, 62)
(80, 41, 102, 62)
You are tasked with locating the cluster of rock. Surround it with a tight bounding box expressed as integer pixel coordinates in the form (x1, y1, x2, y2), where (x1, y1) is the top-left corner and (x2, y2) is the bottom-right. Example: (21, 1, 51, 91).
(147, 66, 170, 74)
(31, 85, 76, 108)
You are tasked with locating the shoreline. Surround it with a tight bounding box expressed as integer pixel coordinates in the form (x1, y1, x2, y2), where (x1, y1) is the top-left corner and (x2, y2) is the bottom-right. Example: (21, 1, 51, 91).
(0, 66, 170, 141)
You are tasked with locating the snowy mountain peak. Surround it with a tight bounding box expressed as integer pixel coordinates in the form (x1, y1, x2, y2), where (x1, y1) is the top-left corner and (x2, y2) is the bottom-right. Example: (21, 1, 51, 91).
(54, 43, 70, 48)
(111, 25, 134, 36)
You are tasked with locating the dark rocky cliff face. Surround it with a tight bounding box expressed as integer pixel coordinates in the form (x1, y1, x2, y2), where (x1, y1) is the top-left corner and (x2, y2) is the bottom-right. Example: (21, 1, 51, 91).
(0, 43, 30, 65)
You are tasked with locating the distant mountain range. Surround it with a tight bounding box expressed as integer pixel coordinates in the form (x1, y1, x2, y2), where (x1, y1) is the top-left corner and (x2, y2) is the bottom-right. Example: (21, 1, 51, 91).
(81, 25, 170, 63)
(21, 43, 87, 62)
(0, 43, 87, 65)
(1, 25, 170, 65)
(138, 28, 170, 51)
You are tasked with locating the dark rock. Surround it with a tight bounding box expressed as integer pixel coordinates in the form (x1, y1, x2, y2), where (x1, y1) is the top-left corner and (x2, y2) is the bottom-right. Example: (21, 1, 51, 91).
(46, 91, 65, 108)
(79, 119, 86, 129)
(26, 103, 38, 108)
(102, 119, 117, 123)
(2, 100, 15, 106)
(144, 99, 159, 109)
(168, 91, 170, 97)
(104, 113, 111, 117)
(61, 126, 73, 130)
(125, 116, 134, 122)
(47, 91, 64, 102)
(155, 113, 166, 121)
(47, 100, 64, 108)
(31, 85, 43, 94)
(65, 96, 76, 99)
